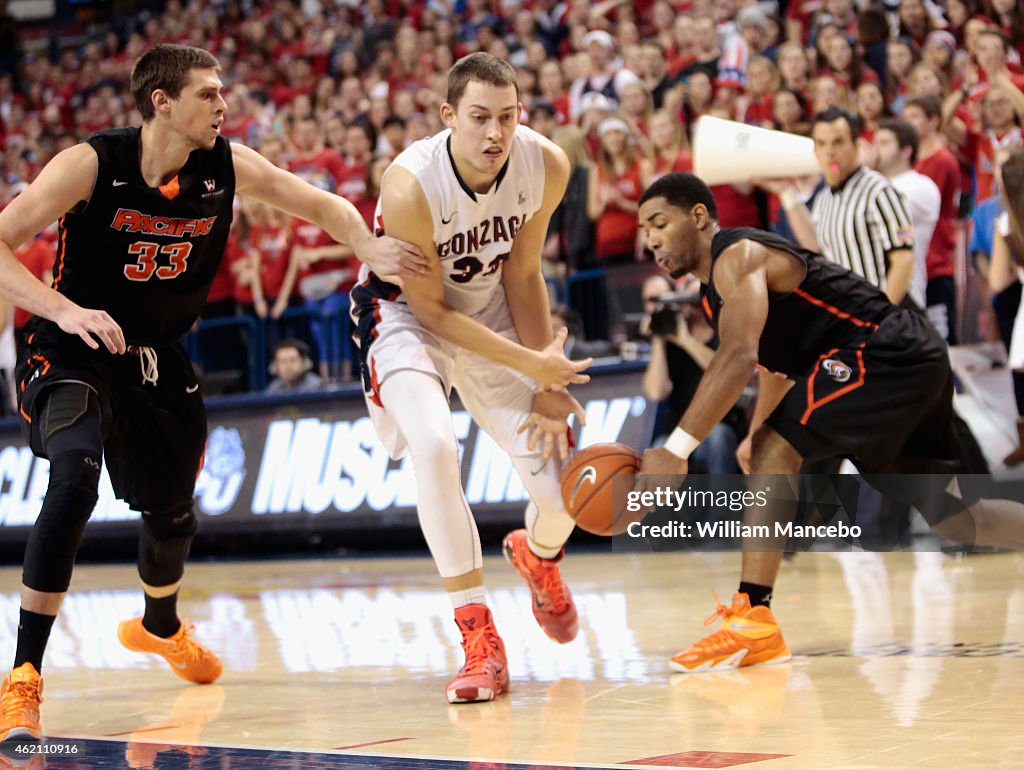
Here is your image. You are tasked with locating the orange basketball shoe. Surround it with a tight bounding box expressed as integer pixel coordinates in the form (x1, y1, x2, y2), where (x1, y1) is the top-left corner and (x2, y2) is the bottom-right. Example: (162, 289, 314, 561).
(118, 618, 222, 684)
(670, 593, 791, 674)
(503, 529, 578, 643)
(446, 604, 509, 704)
(0, 664, 42, 742)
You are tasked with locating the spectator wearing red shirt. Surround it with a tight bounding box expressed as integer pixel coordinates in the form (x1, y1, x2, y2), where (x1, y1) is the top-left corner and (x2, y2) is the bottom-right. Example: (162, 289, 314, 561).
(811, 73, 853, 115)
(237, 203, 306, 353)
(649, 109, 693, 178)
(287, 116, 346, 192)
(745, 57, 780, 127)
(776, 42, 812, 99)
(270, 57, 316, 107)
(336, 122, 378, 228)
(585, 116, 654, 343)
(12, 227, 55, 333)
(220, 87, 257, 144)
(537, 61, 570, 124)
(974, 28, 1024, 94)
(887, 38, 920, 107)
(588, 117, 653, 265)
(856, 80, 891, 144)
(338, 76, 369, 126)
(923, 31, 958, 91)
(898, 0, 939, 48)
(682, 70, 715, 131)
(814, 0, 859, 41)
(990, 0, 1024, 62)
(904, 93, 963, 341)
(785, 0, 823, 44)
(667, 16, 697, 77)
(821, 32, 880, 93)
(287, 215, 359, 381)
(946, 0, 978, 46)
(389, 25, 430, 96)
(946, 81, 1024, 202)
(773, 87, 813, 135)
(199, 224, 247, 392)
(621, 80, 654, 139)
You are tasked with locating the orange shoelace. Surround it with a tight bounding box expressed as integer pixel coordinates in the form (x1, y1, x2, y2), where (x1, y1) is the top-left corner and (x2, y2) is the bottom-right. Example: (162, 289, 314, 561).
(685, 592, 743, 654)
(2, 680, 41, 716)
(460, 626, 501, 675)
(703, 591, 735, 627)
(531, 562, 569, 613)
(170, 623, 206, 661)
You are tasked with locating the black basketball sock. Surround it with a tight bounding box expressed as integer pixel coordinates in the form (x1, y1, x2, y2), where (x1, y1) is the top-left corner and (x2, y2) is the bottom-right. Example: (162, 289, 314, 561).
(142, 593, 181, 638)
(739, 581, 774, 608)
(14, 608, 57, 672)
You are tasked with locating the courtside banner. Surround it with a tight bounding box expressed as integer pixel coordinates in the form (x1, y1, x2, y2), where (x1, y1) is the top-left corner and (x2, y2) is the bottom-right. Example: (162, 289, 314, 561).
(0, 369, 650, 541)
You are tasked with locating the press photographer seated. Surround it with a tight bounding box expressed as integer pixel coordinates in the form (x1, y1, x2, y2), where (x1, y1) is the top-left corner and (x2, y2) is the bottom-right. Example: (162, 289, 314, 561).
(640, 274, 745, 474)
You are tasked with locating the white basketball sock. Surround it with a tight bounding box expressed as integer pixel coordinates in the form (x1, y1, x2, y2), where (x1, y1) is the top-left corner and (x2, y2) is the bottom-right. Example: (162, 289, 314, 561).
(449, 586, 487, 609)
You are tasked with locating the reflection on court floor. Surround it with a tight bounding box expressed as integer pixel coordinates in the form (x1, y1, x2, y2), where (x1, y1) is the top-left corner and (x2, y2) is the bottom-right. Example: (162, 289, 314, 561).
(0, 550, 1021, 769)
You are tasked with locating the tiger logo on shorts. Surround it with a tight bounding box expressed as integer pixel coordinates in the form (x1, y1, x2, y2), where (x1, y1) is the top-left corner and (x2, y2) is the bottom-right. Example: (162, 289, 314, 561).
(822, 358, 852, 383)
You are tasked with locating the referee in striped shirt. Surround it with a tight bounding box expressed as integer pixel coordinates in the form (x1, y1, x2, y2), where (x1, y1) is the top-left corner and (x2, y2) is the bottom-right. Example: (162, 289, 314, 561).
(771, 107, 917, 306)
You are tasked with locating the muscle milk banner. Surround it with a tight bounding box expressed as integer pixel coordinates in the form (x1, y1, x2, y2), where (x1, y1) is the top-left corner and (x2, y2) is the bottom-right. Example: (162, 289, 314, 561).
(0, 370, 649, 541)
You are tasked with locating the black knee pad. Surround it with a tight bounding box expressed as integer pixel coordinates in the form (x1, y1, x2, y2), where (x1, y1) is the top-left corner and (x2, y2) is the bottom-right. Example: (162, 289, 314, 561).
(31, 383, 102, 457)
(138, 508, 198, 587)
(22, 451, 102, 593)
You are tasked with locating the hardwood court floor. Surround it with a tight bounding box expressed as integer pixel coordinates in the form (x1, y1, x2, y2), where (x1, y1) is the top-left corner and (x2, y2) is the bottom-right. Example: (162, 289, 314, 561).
(1, 549, 1022, 769)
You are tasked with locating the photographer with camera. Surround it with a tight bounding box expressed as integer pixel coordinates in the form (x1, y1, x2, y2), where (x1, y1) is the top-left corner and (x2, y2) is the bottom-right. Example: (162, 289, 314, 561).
(640, 274, 743, 474)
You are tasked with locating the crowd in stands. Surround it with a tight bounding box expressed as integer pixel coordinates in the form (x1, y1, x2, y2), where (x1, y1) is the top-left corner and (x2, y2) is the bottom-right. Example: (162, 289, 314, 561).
(0, 0, 1022, 397)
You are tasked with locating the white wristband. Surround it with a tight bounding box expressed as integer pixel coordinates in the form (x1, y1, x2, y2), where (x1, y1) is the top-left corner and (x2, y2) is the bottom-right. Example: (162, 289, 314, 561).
(779, 187, 802, 212)
(664, 427, 700, 460)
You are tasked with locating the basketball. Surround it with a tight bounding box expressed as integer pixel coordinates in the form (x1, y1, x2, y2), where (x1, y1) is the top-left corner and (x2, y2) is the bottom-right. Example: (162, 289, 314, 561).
(560, 443, 643, 535)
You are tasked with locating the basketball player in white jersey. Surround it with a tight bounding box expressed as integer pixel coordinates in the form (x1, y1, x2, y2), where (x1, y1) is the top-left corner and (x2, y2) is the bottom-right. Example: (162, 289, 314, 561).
(350, 53, 591, 703)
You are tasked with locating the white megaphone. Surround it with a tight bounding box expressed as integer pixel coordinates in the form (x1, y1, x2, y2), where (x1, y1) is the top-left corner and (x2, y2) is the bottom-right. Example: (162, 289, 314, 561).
(693, 116, 819, 185)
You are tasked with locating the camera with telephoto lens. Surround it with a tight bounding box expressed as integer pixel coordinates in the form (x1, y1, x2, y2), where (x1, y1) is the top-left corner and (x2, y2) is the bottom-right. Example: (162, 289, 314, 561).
(648, 292, 700, 337)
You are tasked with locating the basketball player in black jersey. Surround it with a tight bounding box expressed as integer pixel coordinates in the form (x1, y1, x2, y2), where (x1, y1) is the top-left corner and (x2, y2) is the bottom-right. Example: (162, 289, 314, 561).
(0, 44, 427, 742)
(635, 172, 1024, 674)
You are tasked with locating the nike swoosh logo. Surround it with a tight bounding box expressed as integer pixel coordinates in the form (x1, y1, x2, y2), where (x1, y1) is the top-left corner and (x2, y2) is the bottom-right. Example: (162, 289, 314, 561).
(567, 466, 598, 509)
(170, 659, 188, 670)
(185, 384, 199, 394)
(441, 213, 454, 224)
(112, 180, 128, 187)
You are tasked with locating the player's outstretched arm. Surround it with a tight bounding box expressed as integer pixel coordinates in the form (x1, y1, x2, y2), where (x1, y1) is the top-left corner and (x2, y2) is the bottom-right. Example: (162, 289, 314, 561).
(677, 240, 768, 438)
(231, 143, 429, 282)
(0, 143, 125, 353)
(638, 240, 769, 478)
(382, 166, 589, 391)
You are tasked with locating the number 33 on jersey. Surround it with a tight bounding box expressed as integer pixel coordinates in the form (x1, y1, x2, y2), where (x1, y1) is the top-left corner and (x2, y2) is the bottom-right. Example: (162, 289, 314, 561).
(52, 127, 235, 345)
